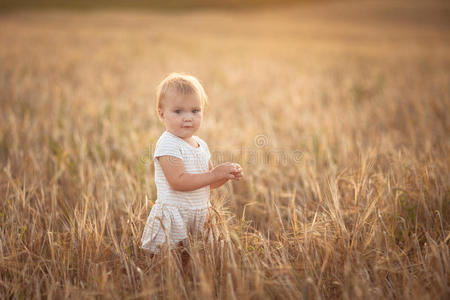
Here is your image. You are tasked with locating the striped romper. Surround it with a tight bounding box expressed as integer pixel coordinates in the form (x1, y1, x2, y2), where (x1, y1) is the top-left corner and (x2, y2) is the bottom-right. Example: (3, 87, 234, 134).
(141, 130, 211, 253)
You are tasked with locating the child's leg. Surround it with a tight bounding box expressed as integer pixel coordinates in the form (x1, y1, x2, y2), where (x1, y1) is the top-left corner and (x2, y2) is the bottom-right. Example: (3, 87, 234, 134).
(181, 249, 190, 271)
(174, 240, 191, 272)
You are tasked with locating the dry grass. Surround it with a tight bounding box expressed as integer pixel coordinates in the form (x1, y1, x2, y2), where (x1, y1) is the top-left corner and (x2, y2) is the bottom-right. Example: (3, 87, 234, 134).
(1, 0, 449, 299)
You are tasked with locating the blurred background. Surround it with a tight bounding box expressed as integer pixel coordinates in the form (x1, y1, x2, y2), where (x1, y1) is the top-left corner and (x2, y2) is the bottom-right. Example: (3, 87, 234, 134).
(1, 0, 449, 299)
(2, 0, 301, 11)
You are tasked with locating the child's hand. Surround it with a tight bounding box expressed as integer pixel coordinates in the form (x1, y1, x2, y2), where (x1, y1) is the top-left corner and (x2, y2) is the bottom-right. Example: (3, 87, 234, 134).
(212, 162, 242, 180)
(230, 164, 244, 181)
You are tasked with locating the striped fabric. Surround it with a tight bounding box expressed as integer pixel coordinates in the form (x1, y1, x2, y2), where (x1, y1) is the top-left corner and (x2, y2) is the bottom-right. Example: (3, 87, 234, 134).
(141, 130, 212, 253)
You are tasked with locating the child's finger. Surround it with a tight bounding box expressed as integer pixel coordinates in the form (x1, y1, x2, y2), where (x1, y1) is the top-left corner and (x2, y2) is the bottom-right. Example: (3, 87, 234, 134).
(233, 172, 243, 179)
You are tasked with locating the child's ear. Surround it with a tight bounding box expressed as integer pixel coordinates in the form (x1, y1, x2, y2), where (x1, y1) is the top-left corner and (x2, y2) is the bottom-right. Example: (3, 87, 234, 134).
(158, 107, 164, 120)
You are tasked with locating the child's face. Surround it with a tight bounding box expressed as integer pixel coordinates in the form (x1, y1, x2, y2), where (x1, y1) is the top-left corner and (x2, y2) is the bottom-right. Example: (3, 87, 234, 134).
(158, 91, 203, 140)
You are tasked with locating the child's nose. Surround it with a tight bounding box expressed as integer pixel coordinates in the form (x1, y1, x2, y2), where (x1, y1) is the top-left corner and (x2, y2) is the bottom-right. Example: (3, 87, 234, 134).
(183, 113, 193, 121)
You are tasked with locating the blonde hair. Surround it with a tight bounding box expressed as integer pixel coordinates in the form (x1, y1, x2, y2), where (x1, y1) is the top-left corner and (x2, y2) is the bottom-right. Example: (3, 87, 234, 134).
(156, 72, 208, 122)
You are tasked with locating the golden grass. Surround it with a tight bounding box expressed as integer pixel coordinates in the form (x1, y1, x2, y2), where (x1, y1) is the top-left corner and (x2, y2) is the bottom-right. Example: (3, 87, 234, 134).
(1, 0, 449, 298)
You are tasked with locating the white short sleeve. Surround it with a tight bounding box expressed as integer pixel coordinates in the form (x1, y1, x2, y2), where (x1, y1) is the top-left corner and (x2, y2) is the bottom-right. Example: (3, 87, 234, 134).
(153, 134, 183, 160)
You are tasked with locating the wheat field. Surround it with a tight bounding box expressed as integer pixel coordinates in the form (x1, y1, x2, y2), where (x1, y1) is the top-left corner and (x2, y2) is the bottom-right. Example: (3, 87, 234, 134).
(1, 0, 449, 299)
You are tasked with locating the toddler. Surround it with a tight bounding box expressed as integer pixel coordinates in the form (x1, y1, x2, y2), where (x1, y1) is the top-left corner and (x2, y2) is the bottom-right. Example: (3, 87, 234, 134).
(141, 72, 244, 253)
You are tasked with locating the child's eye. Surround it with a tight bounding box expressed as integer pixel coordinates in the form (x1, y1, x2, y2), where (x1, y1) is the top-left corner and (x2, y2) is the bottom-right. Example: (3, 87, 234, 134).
(193, 109, 200, 113)
(174, 110, 181, 114)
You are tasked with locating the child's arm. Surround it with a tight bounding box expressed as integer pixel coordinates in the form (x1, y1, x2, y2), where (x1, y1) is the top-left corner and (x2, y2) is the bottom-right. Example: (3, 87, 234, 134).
(209, 160, 229, 190)
(158, 156, 238, 192)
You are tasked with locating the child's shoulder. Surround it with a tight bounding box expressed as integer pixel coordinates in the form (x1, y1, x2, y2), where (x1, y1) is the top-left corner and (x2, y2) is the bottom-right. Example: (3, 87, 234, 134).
(154, 131, 183, 149)
(157, 130, 179, 142)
